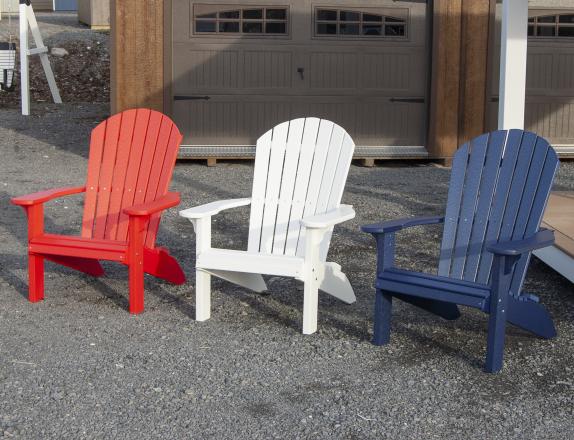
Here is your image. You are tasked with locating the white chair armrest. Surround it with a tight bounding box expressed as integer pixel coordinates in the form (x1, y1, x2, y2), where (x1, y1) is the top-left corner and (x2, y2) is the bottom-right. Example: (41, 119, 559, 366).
(301, 205, 355, 229)
(179, 198, 251, 219)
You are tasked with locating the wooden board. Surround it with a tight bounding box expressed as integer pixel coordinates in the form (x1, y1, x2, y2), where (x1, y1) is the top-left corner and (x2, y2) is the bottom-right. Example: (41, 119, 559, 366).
(541, 192, 574, 258)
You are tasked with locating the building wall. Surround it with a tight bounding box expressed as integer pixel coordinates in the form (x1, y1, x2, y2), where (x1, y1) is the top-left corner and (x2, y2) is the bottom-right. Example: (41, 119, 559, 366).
(1, 0, 53, 11)
(78, 0, 110, 28)
(119, 0, 574, 159)
(34, 0, 54, 11)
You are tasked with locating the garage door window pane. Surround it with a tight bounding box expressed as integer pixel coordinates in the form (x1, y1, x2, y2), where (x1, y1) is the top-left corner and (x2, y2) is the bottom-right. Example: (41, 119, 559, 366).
(537, 26, 556, 37)
(266, 22, 287, 34)
(385, 24, 405, 36)
(267, 9, 287, 20)
(340, 11, 360, 22)
(219, 10, 240, 19)
(363, 13, 382, 23)
(317, 23, 337, 35)
(219, 21, 240, 33)
(197, 12, 217, 19)
(340, 23, 360, 35)
(362, 25, 382, 36)
(558, 27, 574, 37)
(538, 15, 556, 23)
(243, 9, 263, 20)
(317, 10, 337, 21)
(196, 21, 217, 33)
(243, 22, 263, 33)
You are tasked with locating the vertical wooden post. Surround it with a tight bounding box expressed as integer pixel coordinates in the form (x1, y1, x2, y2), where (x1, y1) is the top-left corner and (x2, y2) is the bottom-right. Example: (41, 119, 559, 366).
(428, 0, 463, 161)
(111, 0, 165, 113)
(458, 0, 494, 145)
(428, 0, 495, 160)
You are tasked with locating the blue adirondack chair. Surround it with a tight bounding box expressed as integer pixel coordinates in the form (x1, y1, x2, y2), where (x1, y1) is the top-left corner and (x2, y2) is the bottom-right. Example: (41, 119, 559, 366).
(362, 130, 559, 373)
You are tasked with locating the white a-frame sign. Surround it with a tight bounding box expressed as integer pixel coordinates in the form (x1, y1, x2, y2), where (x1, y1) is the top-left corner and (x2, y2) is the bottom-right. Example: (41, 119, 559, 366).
(19, 0, 62, 115)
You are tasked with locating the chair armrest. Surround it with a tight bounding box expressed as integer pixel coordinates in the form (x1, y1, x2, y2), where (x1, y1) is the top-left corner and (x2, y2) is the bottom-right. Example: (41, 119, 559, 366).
(361, 216, 444, 235)
(301, 205, 355, 229)
(11, 186, 86, 206)
(487, 229, 555, 256)
(179, 198, 251, 219)
(124, 192, 181, 217)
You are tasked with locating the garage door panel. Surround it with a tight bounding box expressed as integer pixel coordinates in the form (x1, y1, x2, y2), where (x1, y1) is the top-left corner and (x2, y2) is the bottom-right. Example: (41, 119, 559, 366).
(526, 99, 574, 144)
(244, 51, 294, 89)
(175, 97, 425, 146)
(173, 0, 429, 151)
(490, 6, 574, 147)
(309, 52, 359, 89)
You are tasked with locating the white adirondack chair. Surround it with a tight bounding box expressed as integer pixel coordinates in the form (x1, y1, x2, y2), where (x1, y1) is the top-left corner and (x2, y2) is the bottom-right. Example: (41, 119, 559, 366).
(180, 118, 357, 334)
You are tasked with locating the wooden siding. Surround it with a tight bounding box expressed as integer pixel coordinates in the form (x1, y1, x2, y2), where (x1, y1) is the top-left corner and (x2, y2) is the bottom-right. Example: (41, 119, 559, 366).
(541, 192, 574, 258)
(112, 0, 496, 159)
(110, 0, 165, 114)
(428, 0, 494, 160)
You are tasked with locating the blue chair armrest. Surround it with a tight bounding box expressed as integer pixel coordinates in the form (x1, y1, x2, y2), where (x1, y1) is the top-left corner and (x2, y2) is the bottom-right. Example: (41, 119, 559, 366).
(487, 229, 555, 257)
(361, 216, 444, 235)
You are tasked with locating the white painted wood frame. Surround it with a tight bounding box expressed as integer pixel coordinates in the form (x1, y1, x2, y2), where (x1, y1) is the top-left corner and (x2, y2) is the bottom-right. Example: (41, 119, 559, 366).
(498, 0, 529, 130)
(19, 1, 61, 115)
(180, 118, 357, 334)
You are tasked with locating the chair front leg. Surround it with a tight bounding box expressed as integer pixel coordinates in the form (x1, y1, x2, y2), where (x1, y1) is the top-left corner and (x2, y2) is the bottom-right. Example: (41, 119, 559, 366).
(128, 215, 149, 314)
(302, 227, 327, 335)
(373, 289, 393, 345)
(24, 204, 46, 302)
(191, 217, 212, 322)
(485, 254, 518, 373)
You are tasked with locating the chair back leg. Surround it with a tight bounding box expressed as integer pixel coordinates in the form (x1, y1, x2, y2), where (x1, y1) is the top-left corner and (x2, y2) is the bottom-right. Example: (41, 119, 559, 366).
(28, 254, 45, 303)
(373, 289, 393, 345)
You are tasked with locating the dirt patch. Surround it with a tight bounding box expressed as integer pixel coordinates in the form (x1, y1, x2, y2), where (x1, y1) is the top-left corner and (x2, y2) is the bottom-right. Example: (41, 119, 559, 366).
(0, 36, 109, 107)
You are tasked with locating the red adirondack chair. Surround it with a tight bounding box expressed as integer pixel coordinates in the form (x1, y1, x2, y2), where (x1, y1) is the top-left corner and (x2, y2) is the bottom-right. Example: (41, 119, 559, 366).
(11, 109, 186, 313)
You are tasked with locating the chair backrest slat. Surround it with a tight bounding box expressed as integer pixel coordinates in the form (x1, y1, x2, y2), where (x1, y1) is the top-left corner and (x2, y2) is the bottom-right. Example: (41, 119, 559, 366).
(104, 110, 138, 240)
(272, 119, 306, 255)
(462, 131, 507, 281)
(247, 129, 273, 253)
(294, 120, 336, 257)
(439, 130, 559, 294)
(259, 121, 290, 254)
(81, 109, 182, 244)
(247, 118, 355, 260)
(283, 118, 321, 256)
(449, 133, 489, 279)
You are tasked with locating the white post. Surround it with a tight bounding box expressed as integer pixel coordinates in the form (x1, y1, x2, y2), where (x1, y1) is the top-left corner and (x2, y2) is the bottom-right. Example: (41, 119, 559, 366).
(498, 0, 529, 130)
(19, 1, 30, 115)
(18, 1, 62, 115)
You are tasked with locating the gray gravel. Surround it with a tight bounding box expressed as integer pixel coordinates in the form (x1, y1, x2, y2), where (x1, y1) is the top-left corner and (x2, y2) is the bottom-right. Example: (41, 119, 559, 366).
(1, 103, 574, 439)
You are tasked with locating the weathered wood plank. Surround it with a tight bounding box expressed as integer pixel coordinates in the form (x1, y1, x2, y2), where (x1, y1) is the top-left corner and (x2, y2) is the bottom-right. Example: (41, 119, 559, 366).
(111, 0, 164, 113)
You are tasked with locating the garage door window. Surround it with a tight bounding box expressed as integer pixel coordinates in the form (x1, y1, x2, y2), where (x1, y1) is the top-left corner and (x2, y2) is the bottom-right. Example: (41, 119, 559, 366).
(194, 5, 289, 35)
(315, 8, 407, 38)
(529, 14, 574, 38)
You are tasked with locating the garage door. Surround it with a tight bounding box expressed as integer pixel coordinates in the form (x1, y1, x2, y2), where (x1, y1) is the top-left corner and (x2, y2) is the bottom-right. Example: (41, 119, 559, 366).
(172, 0, 429, 157)
(489, 6, 574, 152)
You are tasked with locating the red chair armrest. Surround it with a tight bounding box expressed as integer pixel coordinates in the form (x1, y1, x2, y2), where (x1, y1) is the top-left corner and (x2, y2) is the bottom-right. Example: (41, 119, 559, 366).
(11, 186, 86, 206)
(124, 192, 181, 217)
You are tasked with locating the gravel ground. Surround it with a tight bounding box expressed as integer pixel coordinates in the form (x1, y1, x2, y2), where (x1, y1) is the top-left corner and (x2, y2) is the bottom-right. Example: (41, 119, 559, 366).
(1, 103, 574, 439)
(0, 13, 109, 106)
